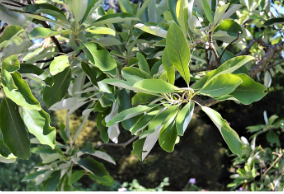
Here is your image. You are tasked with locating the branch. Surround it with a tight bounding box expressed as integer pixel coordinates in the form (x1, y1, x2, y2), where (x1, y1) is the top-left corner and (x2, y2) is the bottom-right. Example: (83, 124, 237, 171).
(220, 31, 241, 59)
(264, 58, 284, 70)
(208, 31, 220, 67)
(236, 38, 269, 56)
(249, 41, 284, 77)
(39, 21, 63, 53)
(193, 96, 219, 112)
(96, 136, 139, 149)
(261, 152, 283, 179)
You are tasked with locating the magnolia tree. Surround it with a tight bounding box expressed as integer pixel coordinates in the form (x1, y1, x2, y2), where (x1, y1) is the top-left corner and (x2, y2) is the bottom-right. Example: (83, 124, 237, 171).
(0, 0, 283, 191)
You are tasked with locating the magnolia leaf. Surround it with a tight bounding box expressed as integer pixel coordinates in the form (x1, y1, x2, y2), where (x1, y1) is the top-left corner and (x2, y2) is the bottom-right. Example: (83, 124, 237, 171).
(162, 47, 175, 85)
(86, 27, 116, 36)
(201, 0, 213, 23)
(176, 101, 195, 136)
(133, 79, 181, 93)
(90, 13, 140, 26)
(199, 73, 243, 98)
(122, 67, 151, 84)
(159, 121, 178, 152)
(0, 98, 31, 160)
(106, 105, 156, 127)
(78, 157, 109, 177)
(68, 170, 85, 185)
(83, 42, 116, 75)
(42, 170, 61, 191)
(0, 25, 23, 49)
(136, 52, 151, 74)
(176, 0, 189, 34)
(29, 27, 71, 39)
(166, 23, 191, 85)
(50, 55, 70, 76)
(134, 23, 167, 38)
(43, 67, 71, 108)
(229, 74, 267, 105)
(22, 108, 56, 148)
(88, 174, 114, 186)
(201, 106, 243, 157)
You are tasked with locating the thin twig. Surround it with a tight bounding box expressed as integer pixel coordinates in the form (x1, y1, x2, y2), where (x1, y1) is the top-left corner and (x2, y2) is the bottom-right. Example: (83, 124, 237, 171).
(264, 58, 284, 70)
(261, 153, 283, 179)
(96, 136, 139, 149)
(7, 0, 26, 7)
(236, 38, 269, 56)
(220, 31, 241, 59)
(208, 31, 220, 67)
(39, 21, 64, 53)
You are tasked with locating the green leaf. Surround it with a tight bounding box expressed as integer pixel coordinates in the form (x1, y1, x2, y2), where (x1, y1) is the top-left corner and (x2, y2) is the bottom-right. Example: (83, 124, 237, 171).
(81, 0, 104, 23)
(199, 74, 243, 98)
(83, 42, 117, 75)
(81, 62, 98, 86)
(133, 79, 181, 93)
(68, 170, 85, 185)
(21, 108, 56, 148)
(19, 64, 54, 86)
(201, 0, 213, 23)
(1, 55, 20, 73)
(176, 101, 195, 136)
(162, 47, 175, 85)
(97, 110, 110, 143)
(29, 27, 71, 39)
(228, 74, 267, 105)
(132, 93, 158, 106)
(90, 13, 140, 26)
(106, 105, 156, 127)
(166, 23, 191, 85)
(0, 139, 11, 157)
(215, 19, 243, 37)
(266, 130, 280, 146)
(59, 122, 69, 144)
(43, 67, 71, 108)
(0, 98, 31, 160)
(88, 174, 114, 186)
(0, 25, 23, 49)
(50, 55, 70, 76)
(131, 138, 146, 161)
(134, 23, 167, 38)
(214, 3, 229, 25)
(86, 27, 116, 36)
(22, 170, 49, 182)
(130, 110, 158, 134)
(117, 89, 135, 130)
(208, 56, 254, 83)
(2, 71, 41, 110)
(201, 106, 243, 157)
(102, 79, 137, 92)
(168, 0, 179, 24)
(78, 157, 109, 177)
(159, 122, 178, 152)
(118, 0, 134, 13)
(122, 67, 152, 84)
(176, 0, 189, 34)
(42, 170, 61, 191)
(69, 0, 89, 24)
(136, 52, 151, 74)
(263, 18, 284, 26)
(31, 145, 56, 154)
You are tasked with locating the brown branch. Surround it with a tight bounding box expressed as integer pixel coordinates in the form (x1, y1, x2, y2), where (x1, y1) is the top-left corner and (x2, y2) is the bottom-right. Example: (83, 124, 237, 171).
(220, 31, 241, 59)
(193, 96, 219, 112)
(249, 41, 284, 77)
(236, 38, 269, 56)
(208, 31, 220, 67)
(264, 58, 284, 70)
(39, 21, 64, 53)
(96, 136, 139, 149)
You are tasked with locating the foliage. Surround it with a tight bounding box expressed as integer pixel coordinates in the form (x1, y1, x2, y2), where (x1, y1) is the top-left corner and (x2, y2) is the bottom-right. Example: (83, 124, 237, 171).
(0, 0, 283, 191)
(228, 111, 284, 191)
(121, 177, 169, 191)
